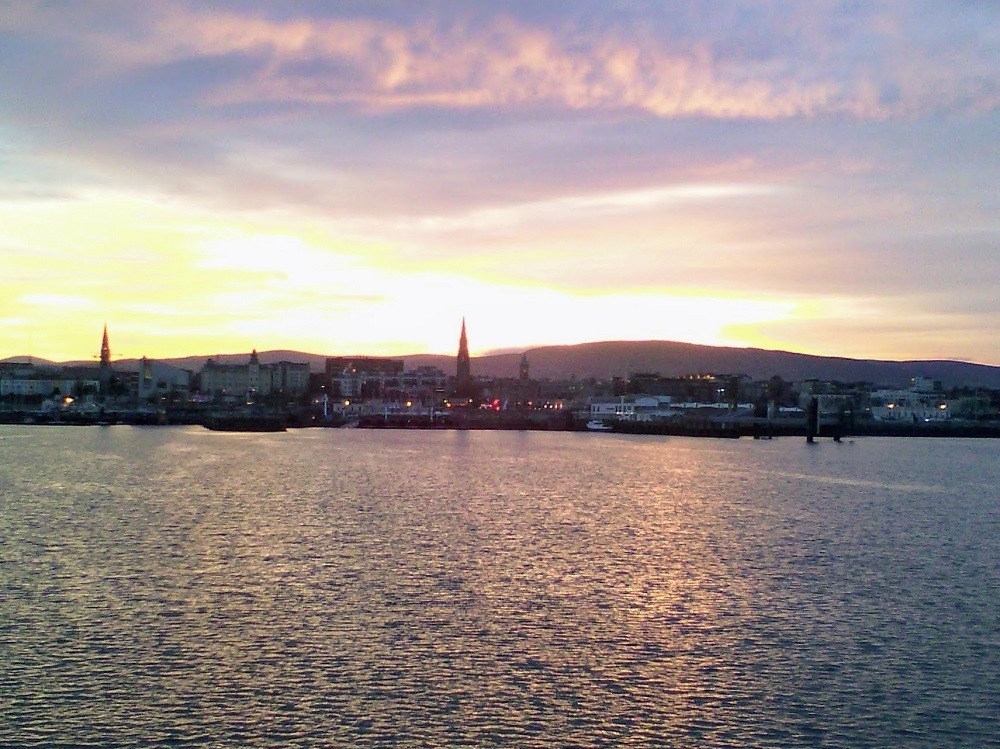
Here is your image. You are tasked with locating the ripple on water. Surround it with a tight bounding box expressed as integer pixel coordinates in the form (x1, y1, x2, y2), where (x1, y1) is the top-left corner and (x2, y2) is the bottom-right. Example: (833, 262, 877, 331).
(1, 428, 997, 747)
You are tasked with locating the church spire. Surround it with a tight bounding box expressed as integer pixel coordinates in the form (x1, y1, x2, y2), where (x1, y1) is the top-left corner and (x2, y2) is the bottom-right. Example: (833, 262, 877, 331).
(454, 317, 472, 397)
(99, 323, 112, 398)
(100, 323, 111, 367)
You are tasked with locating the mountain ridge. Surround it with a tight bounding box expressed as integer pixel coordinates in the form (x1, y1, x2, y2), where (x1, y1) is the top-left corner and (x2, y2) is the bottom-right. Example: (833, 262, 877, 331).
(4, 341, 999, 388)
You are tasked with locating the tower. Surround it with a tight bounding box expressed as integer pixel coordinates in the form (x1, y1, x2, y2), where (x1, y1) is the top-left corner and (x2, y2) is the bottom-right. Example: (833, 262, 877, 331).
(100, 324, 111, 367)
(249, 349, 260, 391)
(519, 351, 530, 382)
(99, 324, 111, 398)
(454, 318, 472, 398)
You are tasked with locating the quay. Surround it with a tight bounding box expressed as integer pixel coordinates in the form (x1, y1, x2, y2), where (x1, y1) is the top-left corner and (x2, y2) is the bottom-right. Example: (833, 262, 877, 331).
(356, 410, 574, 431)
(2, 407, 999, 437)
(353, 412, 1000, 438)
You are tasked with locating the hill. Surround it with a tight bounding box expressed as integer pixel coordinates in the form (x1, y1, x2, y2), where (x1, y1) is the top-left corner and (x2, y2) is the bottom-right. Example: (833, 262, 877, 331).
(9, 342, 1000, 388)
(405, 341, 1000, 388)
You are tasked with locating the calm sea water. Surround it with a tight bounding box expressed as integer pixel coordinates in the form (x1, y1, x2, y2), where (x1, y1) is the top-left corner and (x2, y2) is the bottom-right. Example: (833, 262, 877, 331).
(1, 426, 997, 748)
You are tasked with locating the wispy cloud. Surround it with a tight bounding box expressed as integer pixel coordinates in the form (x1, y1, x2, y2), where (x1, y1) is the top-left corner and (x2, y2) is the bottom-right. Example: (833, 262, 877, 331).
(6, 3, 995, 121)
(406, 182, 783, 233)
(141, 7, 1000, 120)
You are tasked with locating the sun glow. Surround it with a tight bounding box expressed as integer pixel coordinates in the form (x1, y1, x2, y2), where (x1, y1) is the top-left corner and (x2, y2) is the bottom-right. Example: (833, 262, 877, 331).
(0, 192, 804, 360)
(2, 180, 988, 365)
(0, 3, 996, 367)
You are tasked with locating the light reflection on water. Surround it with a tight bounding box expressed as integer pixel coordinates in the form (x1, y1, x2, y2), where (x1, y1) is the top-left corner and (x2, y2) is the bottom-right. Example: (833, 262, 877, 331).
(1, 426, 998, 747)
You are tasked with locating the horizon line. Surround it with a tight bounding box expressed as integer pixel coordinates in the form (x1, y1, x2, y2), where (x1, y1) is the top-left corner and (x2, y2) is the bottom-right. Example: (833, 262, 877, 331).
(4, 338, 998, 370)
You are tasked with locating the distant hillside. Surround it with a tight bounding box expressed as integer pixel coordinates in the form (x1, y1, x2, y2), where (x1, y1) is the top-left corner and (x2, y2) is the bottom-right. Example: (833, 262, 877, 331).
(530, 341, 1000, 387)
(9, 341, 1000, 388)
(406, 341, 1000, 388)
(555, 341, 999, 387)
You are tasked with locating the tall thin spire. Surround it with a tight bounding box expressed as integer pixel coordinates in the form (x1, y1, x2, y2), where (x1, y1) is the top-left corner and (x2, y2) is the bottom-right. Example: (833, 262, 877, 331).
(458, 318, 468, 356)
(455, 317, 472, 397)
(100, 323, 111, 367)
(99, 323, 112, 399)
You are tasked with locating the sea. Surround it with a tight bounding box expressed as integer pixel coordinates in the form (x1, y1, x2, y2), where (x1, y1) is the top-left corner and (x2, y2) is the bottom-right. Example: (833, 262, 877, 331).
(1, 426, 997, 748)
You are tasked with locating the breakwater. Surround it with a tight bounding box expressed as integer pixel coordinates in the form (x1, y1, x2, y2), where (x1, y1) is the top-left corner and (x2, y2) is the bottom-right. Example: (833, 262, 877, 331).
(2, 407, 999, 437)
(357, 411, 575, 431)
(612, 419, 1000, 438)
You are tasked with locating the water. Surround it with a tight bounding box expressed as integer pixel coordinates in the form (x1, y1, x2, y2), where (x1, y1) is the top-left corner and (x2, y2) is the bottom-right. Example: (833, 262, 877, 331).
(1, 426, 997, 747)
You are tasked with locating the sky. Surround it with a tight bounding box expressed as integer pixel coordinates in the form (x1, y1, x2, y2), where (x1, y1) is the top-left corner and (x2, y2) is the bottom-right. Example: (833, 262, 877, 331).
(1, 1, 997, 364)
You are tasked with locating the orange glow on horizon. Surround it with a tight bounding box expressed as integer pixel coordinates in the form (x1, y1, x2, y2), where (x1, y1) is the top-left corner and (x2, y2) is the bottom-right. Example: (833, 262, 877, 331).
(0, 191, 995, 367)
(1, 4, 996, 368)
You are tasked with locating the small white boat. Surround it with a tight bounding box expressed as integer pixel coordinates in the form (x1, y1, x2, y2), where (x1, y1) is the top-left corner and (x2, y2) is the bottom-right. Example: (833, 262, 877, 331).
(586, 419, 613, 432)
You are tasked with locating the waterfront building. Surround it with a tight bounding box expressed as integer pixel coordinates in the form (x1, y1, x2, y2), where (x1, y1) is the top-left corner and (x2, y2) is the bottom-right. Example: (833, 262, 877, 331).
(323, 357, 448, 404)
(0, 364, 99, 399)
(794, 380, 870, 418)
(588, 392, 766, 424)
(138, 358, 191, 401)
(590, 397, 637, 421)
(269, 360, 311, 395)
(869, 380, 951, 422)
(199, 350, 309, 400)
(588, 395, 678, 422)
(626, 372, 748, 404)
(399, 366, 449, 405)
(326, 357, 405, 399)
(401, 366, 449, 392)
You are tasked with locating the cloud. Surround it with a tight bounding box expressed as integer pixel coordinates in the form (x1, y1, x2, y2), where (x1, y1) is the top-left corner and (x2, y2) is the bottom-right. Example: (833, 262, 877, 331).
(0, 2, 997, 363)
(404, 182, 783, 233)
(2, 3, 994, 223)
(143, 6, 999, 120)
(4, 2, 995, 123)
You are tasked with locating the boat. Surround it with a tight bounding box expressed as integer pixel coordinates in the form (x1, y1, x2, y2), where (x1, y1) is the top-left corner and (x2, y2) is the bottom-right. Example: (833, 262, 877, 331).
(204, 413, 286, 432)
(586, 419, 613, 432)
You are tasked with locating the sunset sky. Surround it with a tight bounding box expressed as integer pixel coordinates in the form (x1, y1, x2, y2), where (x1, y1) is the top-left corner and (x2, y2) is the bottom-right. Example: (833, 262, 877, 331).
(1, 1, 997, 364)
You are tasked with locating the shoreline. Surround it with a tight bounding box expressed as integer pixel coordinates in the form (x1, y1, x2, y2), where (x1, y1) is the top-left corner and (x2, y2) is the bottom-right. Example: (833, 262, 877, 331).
(2, 411, 999, 438)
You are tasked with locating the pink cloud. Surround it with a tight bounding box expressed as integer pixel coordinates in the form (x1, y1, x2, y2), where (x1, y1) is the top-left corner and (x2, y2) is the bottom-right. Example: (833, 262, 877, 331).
(81, 7, 987, 121)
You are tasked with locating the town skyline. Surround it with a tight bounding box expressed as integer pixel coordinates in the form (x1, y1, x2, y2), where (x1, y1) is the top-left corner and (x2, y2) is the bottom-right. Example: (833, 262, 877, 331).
(5, 322, 1000, 391)
(5, 321, 999, 432)
(1, 3, 997, 365)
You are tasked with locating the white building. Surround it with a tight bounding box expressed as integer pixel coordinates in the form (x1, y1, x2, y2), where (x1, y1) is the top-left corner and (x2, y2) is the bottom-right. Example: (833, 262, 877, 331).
(326, 359, 448, 401)
(589, 396, 675, 422)
(590, 394, 759, 423)
(0, 364, 99, 398)
(870, 387, 951, 421)
(199, 351, 309, 399)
